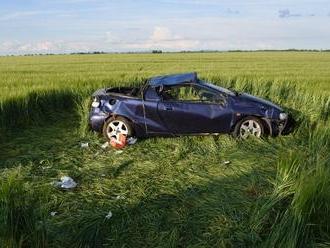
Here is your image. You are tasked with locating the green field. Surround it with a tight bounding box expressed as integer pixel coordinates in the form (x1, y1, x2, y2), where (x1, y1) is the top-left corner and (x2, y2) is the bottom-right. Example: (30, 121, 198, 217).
(0, 52, 329, 247)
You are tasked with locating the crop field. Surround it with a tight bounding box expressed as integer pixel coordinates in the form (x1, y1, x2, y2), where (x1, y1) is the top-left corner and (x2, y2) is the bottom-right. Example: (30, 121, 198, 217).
(0, 52, 329, 247)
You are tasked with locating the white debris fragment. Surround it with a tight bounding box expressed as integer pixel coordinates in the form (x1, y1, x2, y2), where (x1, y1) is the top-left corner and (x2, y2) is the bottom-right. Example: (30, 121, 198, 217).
(101, 174, 106, 177)
(105, 211, 113, 219)
(115, 150, 123, 154)
(115, 195, 125, 200)
(81, 142, 89, 148)
(54, 176, 77, 189)
(127, 137, 137, 145)
(223, 161, 231, 165)
(50, 211, 57, 216)
(101, 142, 109, 149)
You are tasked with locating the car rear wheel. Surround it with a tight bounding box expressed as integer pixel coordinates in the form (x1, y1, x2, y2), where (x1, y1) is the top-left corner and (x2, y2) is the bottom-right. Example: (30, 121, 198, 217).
(103, 116, 133, 141)
(233, 117, 264, 139)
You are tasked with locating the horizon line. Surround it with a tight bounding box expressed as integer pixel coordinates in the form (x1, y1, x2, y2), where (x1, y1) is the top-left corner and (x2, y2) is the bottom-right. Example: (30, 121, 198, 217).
(1, 48, 330, 57)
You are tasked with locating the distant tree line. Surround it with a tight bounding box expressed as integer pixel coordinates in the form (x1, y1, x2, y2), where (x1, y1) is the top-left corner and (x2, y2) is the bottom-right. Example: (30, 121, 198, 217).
(2, 49, 330, 57)
(228, 49, 330, 52)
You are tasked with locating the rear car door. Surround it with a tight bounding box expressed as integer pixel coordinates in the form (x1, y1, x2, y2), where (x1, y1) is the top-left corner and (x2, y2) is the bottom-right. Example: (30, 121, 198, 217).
(157, 84, 233, 134)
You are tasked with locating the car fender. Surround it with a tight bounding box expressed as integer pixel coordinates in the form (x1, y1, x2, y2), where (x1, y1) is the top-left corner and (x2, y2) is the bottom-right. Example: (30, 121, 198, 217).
(260, 117, 273, 136)
(103, 98, 147, 137)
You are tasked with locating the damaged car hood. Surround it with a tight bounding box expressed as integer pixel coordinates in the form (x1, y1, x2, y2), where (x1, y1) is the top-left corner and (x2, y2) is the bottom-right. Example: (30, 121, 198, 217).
(238, 93, 283, 111)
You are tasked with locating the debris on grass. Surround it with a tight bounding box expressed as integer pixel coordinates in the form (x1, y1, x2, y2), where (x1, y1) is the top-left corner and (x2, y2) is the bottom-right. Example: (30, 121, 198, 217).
(115, 150, 123, 154)
(50, 211, 57, 217)
(81, 142, 89, 148)
(101, 141, 109, 149)
(115, 195, 125, 200)
(110, 134, 127, 149)
(54, 176, 77, 189)
(100, 136, 136, 151)
(105, 211, 113, 220)
(223, 160, 231, 165)
(127, 137, 137, 145)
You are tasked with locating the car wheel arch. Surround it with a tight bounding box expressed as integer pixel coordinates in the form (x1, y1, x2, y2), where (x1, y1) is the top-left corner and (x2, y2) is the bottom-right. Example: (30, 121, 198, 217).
(103, 114, 135, 130)
(260, 117, 273, 136)
(104, 114, 135, 126)
(231, 115, 272, 136)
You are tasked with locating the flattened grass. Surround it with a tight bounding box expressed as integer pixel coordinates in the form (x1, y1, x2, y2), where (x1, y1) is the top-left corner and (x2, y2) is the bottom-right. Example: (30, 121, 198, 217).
(0, 52, 329, 247)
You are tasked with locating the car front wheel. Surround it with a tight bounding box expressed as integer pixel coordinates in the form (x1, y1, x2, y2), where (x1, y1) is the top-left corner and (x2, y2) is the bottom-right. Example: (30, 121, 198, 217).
(233, 117, 264, 139)
(103, 116, 133, 141)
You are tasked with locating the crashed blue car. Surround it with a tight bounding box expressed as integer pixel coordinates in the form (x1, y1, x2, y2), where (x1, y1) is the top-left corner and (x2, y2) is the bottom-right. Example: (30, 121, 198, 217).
(89, 72, 294, 140)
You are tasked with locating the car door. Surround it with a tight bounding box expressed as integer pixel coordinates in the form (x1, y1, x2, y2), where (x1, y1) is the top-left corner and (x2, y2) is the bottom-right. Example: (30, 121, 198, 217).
(157, 84, 233, 134)
(143, 85, 172, 134)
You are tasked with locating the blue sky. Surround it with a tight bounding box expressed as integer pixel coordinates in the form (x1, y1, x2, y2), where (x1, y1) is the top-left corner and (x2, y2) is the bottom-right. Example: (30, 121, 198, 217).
(0, 0, 330, 54)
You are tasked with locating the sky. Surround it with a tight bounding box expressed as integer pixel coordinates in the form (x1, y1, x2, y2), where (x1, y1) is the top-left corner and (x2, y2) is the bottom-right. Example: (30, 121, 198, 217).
(0, 0, 330, 55)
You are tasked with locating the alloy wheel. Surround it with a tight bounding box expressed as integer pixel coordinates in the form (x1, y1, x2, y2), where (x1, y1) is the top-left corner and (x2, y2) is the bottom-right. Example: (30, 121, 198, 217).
(239, 119, 262, 139)
(106, 120, 129, 140)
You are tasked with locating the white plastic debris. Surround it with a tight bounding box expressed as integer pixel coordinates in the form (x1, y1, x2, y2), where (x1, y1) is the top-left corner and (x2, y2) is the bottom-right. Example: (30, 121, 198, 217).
(81, 142, 89, 148)
(127, 137, 137, 145)
(115, 195, 125, 200)
(50, 211, 57, 216)
(54, 176, 77, 189)
(223, 161, 231, 165)
(101, 142, 109, 149)
(105, 211, 113, 219)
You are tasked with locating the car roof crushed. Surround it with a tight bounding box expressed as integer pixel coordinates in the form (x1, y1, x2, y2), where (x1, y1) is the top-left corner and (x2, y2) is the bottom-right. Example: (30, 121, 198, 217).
(149, 72, 198, 87)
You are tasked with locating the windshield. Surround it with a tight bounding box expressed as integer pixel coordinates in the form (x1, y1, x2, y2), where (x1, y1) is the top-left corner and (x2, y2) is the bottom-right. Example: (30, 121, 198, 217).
(200, 81, 236, 96)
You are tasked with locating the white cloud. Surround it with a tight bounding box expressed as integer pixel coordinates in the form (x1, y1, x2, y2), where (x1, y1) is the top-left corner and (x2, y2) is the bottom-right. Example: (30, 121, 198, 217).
(107, 26, 200, 51)
(105, 31, 121, 43)
(18, 41, 56, 51)
(1, 15, 330, 55)
(146, 26, 199, 50)
(0, 40, 101, 55)
(150, 27, 172, 41)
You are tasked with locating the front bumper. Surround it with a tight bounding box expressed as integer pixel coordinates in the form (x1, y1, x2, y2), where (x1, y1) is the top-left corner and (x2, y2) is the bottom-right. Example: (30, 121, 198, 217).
(270, 114, 296, 136)
(280, 114, 296, 135)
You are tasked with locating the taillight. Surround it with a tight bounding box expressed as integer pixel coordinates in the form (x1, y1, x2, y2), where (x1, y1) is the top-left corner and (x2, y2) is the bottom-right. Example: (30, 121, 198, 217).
(91, 97, 100, 108)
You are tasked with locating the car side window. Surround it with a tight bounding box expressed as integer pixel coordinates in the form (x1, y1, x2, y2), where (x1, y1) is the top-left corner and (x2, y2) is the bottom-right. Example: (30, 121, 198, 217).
(161, 84, 227, 105)
(144, 86, 161, 100)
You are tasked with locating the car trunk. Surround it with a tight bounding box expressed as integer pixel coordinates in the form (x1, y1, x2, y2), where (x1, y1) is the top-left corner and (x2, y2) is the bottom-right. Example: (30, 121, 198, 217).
(106, 87, 140, 97)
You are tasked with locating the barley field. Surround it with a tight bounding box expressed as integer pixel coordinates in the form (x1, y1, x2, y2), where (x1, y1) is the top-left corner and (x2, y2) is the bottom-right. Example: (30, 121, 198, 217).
(0, 52, 329, 247)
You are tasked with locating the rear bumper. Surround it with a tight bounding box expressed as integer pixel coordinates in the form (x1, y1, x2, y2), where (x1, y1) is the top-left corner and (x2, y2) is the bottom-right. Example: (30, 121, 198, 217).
(89, 108, 108, 132)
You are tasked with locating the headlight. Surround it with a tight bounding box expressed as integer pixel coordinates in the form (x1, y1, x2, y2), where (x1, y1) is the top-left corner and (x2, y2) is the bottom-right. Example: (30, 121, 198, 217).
(91, 98, 100, 108)
(279, 112, 288, 120)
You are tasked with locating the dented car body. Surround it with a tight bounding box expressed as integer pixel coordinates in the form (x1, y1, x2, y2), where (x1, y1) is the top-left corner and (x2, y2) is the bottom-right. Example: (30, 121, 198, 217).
(89, 72, 295, 139)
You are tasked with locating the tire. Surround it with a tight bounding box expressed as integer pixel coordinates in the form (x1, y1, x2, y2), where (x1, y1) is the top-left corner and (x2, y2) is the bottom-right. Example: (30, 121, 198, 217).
(103, 116, 133, 141)
(232, 116, 265, 139)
